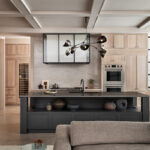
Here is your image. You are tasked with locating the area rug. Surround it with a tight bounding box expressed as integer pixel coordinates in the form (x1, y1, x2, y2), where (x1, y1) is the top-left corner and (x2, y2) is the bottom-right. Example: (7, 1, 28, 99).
(0, 145, 53, 150)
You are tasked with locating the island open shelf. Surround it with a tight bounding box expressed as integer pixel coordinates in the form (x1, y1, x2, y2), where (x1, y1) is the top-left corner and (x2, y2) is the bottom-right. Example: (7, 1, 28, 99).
(20, 91, 149, 133)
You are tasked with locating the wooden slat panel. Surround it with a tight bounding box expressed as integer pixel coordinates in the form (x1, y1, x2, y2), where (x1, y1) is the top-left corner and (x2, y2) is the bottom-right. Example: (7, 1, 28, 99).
(6, 59, 16, 88)
(113, 34, 124, 49)
(103, 34, 114, 49)
(6, 88, 16, 96)
(125, 55, 137, 91)
(6, 44, 30, 57)
(102, 55, 125, 64)
(137, 55, 147, 91)
(6, 96, 17, 105)
(126, 34, 137, 49)
(6, 45, 17, 55)
(137, 34, 148, 49)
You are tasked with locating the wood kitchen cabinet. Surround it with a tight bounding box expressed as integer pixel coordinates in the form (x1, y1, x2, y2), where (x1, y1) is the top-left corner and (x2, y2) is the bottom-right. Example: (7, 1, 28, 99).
(6, 59, 17, 104)
(103, 34, 125, 49)
(137, 34, 147, 49)
(103, 34, 114, 49)
(6, 44, 30, 105)
(125, 55, 147, 91)
(101, 33, 148, 92)
(102, 55, 126, 64)
(103, 33, 147, 50)
(126, 34, 137, 49)
(125, 56, 137, 91)
(113, 34, 124, 49)
(137, 55, 147, 91)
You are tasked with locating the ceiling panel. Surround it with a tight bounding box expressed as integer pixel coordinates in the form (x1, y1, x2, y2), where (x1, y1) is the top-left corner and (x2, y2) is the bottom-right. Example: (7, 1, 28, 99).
(25, 0, 93, 11)
(37, 16, 86, 27)
(0, 0, 18, 11)
(102, 0, 150, 10)
(0, 17, 32, 27)
(95, 16, 146, 27)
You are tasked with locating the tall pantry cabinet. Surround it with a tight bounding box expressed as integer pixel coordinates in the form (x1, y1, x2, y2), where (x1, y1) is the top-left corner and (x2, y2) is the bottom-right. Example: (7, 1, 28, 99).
(6, 44, 30, 105)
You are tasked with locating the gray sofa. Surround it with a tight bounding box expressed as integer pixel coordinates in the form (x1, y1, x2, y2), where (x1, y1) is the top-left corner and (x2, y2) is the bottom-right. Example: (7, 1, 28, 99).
(54, 121, 150, 150)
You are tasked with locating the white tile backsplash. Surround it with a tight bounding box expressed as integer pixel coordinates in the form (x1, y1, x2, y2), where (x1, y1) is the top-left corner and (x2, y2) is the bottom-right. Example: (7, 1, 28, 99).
(30, 36, 101, 89)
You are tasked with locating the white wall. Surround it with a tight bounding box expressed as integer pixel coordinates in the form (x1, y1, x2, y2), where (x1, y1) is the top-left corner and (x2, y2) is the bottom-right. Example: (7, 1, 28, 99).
(31, 35, 101, 89)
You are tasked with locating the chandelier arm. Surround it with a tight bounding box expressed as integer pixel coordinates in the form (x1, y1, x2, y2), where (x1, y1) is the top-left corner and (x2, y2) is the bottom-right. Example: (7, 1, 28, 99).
(73, 35, 89, 47)
(89, 42, 98, 45)
(90, 45, 102, 51)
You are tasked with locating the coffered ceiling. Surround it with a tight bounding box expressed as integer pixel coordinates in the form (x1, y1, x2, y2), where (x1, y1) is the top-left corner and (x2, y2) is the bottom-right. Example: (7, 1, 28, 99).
(0, 0, 150, 34)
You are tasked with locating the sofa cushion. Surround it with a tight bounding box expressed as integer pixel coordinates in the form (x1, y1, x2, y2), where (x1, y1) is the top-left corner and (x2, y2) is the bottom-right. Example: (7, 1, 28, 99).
(70, 121, 150, 146)
(73, 144, 150, 150)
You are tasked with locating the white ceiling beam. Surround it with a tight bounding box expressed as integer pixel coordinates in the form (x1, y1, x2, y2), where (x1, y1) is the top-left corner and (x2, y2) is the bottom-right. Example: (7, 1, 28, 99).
(0, 10, 149, 18)
(0, 11, 22, 17)
(92, 27, 150, 33)
(87, 0, 105, 31)
(10, 0, 42, 28)
(1, 10, 150, 18)
(31, 11, 91, 17)
(0, 27, 87, 34)
(0, 27, 149, 34)
(100, 10, 150, 16)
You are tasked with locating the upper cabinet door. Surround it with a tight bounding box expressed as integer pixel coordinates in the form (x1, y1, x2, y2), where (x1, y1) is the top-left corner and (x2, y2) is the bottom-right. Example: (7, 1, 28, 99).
(6, 59, 16, 88)
(75, 34, 90, 63)
(59, 34, 74, 63)
(113, 34, 125, 49)
(126, 34, 137, 49)
(137, 55, 147, 91)
(125, 55, 137, 91)
(136, 34, 148, 49)
(44, 34, 58, 63)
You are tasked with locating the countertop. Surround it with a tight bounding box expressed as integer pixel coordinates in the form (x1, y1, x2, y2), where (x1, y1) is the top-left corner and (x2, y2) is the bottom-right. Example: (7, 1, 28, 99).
(20, 90, 149, 98)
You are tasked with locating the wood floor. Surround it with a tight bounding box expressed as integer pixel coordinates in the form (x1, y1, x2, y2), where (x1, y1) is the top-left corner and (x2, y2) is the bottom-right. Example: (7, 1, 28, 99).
(0, 106, 55, 145)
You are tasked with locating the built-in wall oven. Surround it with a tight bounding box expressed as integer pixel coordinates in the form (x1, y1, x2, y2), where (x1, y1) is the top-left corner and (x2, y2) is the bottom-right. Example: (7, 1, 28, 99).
(103, 85, 124, 92)
(103, 64, 124, 92)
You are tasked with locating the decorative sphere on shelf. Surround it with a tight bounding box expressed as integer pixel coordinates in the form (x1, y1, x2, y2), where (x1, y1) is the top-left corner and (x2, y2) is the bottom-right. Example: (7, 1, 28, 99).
(116, 99, 127, 111)
(104, 102, 116, 111)
(52, 99, 66, 110)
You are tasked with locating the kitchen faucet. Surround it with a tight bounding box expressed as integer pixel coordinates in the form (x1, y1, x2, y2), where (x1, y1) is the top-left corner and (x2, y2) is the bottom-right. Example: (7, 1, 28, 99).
(80, 79, 84, 95)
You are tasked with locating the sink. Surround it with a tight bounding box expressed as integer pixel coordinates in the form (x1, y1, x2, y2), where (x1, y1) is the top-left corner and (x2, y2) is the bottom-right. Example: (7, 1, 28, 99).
(69, 88, 81, 93)
(84, 89, 102, 93)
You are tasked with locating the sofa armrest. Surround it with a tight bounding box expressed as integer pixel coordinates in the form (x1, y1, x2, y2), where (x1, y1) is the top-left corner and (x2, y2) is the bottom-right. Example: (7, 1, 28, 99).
(54, 125, 71, 150)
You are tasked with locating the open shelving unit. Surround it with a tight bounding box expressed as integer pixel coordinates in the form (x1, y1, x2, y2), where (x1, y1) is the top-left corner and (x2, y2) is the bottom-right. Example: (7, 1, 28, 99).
(24, 97, 143, 133)
(19, 64, 29, 96)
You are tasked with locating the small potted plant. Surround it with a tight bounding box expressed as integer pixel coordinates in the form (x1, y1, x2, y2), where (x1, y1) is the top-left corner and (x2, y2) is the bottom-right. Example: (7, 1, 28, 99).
(34, 139, 43, 149)
(88, 79, 95, 89)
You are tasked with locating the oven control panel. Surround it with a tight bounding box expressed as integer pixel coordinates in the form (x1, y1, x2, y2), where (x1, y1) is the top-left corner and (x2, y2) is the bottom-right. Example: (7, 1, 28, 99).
(104, 64, 123, 69)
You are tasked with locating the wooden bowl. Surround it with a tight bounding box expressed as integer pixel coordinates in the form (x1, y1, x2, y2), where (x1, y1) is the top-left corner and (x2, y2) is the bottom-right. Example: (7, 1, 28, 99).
(52, 99, 66, 110)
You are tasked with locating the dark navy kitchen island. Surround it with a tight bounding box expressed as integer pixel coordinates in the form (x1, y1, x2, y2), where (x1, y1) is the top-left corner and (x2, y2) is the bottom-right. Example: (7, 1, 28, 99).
(20, 90, 149, 133)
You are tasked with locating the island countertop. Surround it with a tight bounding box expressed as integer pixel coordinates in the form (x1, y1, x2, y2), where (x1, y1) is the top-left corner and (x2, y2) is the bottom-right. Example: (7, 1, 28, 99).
(20, 90, 149, 98)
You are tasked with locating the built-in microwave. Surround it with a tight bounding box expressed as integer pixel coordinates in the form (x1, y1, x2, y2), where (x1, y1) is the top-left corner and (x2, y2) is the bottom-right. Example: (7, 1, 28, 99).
(103, 64, 124, 85)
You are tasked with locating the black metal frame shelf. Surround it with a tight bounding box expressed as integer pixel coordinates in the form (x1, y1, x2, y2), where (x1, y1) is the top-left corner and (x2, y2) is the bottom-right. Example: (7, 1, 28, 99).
(43, 33, 90, 64)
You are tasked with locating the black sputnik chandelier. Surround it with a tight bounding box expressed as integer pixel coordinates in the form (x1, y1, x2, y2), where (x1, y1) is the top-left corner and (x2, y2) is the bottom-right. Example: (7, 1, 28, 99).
(63, 34, 107, 58)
